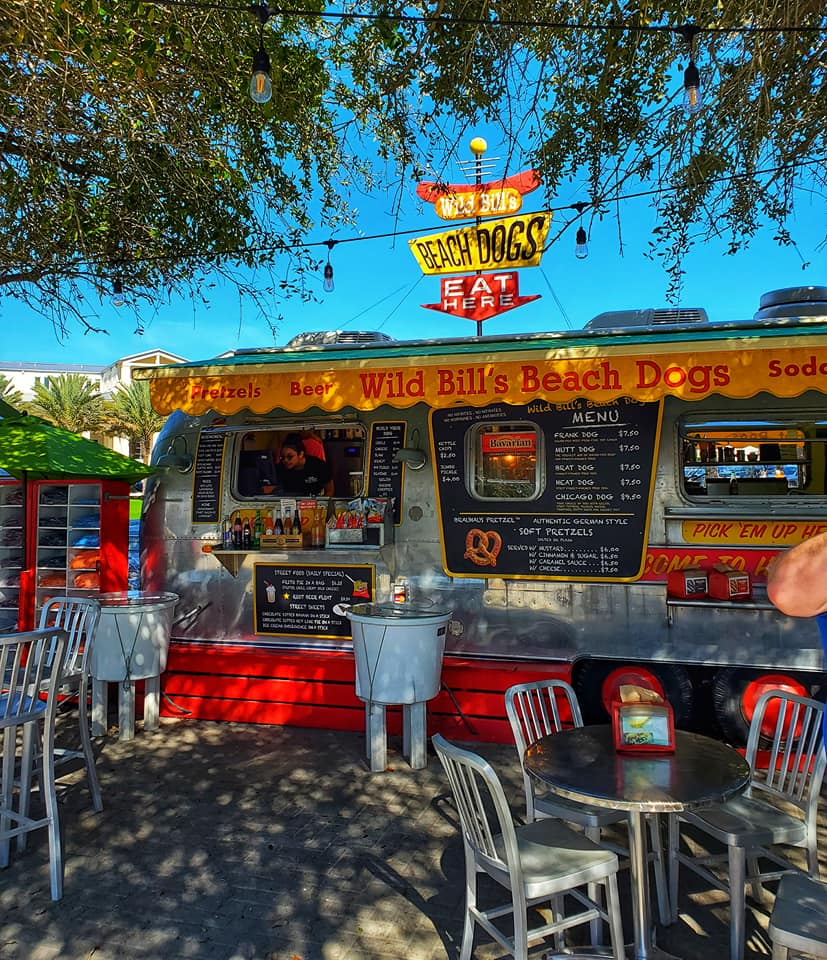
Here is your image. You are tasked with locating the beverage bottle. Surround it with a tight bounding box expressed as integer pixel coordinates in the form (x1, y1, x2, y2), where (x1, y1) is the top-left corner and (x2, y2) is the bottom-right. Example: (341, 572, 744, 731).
(283, 513, 292, 534)
(232, 512, 243, 548)
(242, 519, 252, 550)
(274, 516, 283, 535)
(222, 515, 231, 549)
(253, 510, 262, 549)
(293, 507, 301, 535)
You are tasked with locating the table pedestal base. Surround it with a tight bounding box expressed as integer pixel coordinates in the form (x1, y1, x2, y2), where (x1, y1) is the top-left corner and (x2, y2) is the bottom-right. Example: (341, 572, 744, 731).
(91, 676, 161, 741)
(365, 700, 427, 772)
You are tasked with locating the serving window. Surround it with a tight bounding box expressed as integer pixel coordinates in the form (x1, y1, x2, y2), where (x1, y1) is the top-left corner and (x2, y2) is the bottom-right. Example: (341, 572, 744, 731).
(679, 415, 827, 499)
(233, 424, 367, 499)
(467, 421, 543, 500)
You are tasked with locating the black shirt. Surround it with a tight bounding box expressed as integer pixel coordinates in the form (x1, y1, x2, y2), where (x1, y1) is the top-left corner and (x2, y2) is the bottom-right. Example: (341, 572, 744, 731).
(278, 455, 332, 495)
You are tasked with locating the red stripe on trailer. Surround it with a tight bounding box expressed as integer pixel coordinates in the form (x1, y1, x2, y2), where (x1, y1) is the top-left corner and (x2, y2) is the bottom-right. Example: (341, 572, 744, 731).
(160, 644, 572, 743)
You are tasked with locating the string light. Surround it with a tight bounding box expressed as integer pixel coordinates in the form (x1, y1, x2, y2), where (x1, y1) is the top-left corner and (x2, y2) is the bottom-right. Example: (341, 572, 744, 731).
(323, 239, 336, 292)
(249, 4, 272, 104)
(111, 276, 126, 307)
(572, 202, 589, 260)
(677, 24, 702, 115)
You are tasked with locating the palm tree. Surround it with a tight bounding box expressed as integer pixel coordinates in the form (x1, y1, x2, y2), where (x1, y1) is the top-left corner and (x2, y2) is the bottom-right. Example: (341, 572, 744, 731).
(105, 380, 166, 463)
(31, 373, 106, 434)
(0, 374, 24, 410)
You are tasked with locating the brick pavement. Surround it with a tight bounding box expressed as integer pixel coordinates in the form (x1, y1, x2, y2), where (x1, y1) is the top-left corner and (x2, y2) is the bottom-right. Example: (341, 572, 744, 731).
(1, 716, 824, 959)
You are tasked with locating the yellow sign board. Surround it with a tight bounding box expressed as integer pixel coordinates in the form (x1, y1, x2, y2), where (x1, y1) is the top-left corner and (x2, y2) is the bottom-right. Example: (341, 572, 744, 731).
(148, 336, 827, 417)
(409, 211, 551, 276)
(681, 519, 827, 547)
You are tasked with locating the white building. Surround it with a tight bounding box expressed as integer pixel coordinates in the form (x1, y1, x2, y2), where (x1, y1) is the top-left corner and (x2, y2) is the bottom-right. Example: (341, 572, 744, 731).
(0, 348, 187, 459)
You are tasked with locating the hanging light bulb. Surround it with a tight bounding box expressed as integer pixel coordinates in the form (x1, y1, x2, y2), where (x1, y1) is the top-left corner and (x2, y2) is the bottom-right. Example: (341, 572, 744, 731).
(112, 277, 125, 307)
(250, 44, 272, 103)
(249, 4, 272, 104)
(323, 240, 335, 293)
(572, 202, 589, 260)
(683, 59, 702, 114)
(677, 24, 702, 115)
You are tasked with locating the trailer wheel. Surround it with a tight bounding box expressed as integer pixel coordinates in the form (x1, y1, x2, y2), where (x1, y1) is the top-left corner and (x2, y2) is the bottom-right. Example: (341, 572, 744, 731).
(574, 661, 693, 727)
(712, 668, 809, 746)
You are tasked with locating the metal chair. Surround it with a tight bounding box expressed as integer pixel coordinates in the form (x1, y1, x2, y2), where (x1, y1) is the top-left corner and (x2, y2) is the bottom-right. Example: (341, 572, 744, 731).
(768, 872, 827, 959)
(668, 689, 826, 960)
(1, 628, 68, 900)
(35, 597, 104, 812)
(432, 733, 625, 960)
(505, 678, 671, 932)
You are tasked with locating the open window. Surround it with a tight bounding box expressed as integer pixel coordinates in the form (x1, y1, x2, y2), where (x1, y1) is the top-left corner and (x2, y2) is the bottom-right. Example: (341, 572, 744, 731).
(679, 414, 827, 499)
(467, 421, 543, 500)
(233, 424, 367, 499)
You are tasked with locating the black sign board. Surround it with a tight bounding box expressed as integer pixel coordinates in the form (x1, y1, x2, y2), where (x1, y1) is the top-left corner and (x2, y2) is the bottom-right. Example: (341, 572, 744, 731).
(367, 421, 405, 524)
(253, 562, 375, 637)
(191, 432, 226, 523)
(431, 398, 662, 581)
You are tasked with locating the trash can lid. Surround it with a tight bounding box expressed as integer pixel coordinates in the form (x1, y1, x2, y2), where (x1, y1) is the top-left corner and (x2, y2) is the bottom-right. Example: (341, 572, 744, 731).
(97, 590, 179, 609)
(348, 601, 450, 620)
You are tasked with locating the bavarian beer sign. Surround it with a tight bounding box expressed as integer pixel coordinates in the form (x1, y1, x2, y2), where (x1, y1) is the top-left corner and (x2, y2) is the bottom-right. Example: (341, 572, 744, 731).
(409, 211, 551, 276)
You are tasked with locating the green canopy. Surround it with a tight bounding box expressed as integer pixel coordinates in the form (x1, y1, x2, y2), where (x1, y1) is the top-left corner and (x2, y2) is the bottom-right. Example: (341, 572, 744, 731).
(0, 414, 153, 483)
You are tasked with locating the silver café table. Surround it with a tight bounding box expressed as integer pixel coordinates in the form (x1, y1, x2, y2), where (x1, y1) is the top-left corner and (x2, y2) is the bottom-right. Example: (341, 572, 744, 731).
(524, 725, 750, 960)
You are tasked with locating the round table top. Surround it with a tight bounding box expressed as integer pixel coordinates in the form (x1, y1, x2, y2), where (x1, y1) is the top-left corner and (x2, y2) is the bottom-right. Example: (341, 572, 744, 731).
(97, 590, 179, 611)
(524, 725, 750, 813)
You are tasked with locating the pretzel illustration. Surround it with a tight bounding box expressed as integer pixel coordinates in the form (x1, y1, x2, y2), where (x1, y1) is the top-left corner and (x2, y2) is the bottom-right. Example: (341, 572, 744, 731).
(464, 528, 503, 567)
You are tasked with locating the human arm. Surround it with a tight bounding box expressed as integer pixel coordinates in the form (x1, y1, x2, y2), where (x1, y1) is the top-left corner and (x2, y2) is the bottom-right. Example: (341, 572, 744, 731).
(766, 529, 827, 617)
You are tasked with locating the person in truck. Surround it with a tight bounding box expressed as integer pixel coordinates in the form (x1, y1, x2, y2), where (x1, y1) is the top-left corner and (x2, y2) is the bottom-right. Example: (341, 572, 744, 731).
(278, 434, 333, 496)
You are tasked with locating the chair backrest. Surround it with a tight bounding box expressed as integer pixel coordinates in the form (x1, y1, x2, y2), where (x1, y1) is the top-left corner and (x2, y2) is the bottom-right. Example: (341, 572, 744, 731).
(505, 679, 583, 767)
(0, 629, 68, 728)
(37, 597, 102, 678)
(432, 733, 520, 882)
(745, 689, 826, 825)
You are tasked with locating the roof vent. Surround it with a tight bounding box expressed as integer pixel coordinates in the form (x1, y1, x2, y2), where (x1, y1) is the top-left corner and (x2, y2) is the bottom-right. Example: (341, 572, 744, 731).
(585, 307, 708, 329)
(285, 330, 396, 349)
(753, 286, 827, 320)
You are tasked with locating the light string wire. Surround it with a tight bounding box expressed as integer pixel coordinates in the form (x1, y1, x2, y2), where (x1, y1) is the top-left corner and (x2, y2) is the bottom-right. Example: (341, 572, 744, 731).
(13, 154, 820, 274)
(145, 0, 827, 35)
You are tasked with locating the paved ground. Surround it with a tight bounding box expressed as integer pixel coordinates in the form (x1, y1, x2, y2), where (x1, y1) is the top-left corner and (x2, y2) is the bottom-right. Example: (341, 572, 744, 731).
(1, 713, 824, 960)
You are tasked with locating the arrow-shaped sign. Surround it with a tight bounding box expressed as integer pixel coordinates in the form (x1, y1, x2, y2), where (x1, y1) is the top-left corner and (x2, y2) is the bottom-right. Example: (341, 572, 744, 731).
(421, 272, 541, 322)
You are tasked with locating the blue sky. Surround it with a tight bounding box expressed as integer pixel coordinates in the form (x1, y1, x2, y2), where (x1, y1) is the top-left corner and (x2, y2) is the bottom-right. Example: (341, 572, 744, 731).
(2, 134, 825, 367)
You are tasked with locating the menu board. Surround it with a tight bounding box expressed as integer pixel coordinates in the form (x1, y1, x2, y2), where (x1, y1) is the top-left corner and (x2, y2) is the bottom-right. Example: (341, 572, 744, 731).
(191, 432, 226, 523)
(431, 398, 662, 580)
(253, 562, 374, 637)
(367, 421, 405, 524)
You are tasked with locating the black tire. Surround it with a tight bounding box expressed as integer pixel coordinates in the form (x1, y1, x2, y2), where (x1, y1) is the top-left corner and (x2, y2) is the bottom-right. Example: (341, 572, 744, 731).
(573, 660, 694, 728)
(712, 667, 811, 746)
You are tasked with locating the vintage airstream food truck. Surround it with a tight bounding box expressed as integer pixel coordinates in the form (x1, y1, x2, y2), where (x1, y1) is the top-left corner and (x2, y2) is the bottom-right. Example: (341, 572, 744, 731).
(141, 286, 827, 743)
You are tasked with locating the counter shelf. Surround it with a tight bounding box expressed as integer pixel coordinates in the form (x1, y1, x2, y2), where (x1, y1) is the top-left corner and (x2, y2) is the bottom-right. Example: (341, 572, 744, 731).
(209, 543, 387, 577)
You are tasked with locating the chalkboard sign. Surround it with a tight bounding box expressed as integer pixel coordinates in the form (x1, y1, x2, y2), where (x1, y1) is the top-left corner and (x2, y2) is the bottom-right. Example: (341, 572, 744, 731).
(431, 398, 662, 581)
(253, 562, 375, 637)
(367, 421, 405, 524)
(191, 432, 226, 523)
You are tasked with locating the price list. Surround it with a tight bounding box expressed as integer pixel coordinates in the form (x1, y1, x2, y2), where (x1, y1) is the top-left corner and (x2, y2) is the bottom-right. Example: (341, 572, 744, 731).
(430, 398, 661, 580)
(367, 422, 405, 523)
(253, 562, 374, 637)
(191, 432, 226, 523)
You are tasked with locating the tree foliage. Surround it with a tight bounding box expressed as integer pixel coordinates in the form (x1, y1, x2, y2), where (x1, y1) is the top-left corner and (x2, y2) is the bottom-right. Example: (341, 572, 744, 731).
(30, 373, 107, 434)
(2, 0, 825, 332)
(104, 380, 166, 461)
(0, 375, 24, 408)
